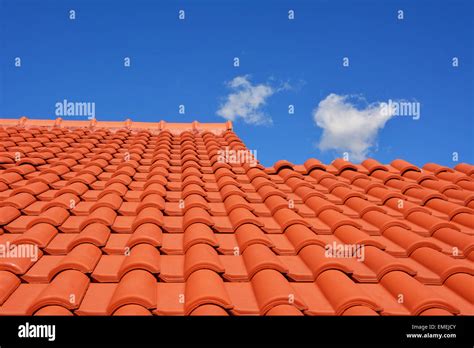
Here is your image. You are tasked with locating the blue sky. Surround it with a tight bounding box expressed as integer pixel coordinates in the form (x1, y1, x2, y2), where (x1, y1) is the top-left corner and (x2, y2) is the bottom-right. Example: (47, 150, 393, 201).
(0, 0, 472, 167)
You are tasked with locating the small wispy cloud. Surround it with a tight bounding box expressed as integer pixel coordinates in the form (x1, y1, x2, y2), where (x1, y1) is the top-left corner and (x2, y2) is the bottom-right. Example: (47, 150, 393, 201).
(217, 75, 286, 125)
(313, 93, 395, 162)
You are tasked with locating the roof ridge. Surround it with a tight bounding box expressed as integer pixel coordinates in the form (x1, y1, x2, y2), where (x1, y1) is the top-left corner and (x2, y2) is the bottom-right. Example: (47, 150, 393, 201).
(0, 117, 233, 134)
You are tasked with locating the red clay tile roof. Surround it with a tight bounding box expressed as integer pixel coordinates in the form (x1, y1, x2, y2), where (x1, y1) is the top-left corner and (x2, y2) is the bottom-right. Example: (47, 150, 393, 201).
(0, 117, 473, 316)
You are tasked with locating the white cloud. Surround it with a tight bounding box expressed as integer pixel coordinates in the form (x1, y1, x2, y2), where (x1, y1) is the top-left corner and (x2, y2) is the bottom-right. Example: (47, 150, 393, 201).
(313, 93, 395, 162)
(217, 75, 275, 125)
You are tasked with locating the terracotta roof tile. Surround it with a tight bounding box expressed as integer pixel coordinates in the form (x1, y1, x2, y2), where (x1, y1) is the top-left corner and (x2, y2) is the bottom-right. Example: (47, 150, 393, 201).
(185, 269, 233, 315)
(34, 305, 74, 316)
(251, 269, 307, 314)
(0, 118, 472, 316)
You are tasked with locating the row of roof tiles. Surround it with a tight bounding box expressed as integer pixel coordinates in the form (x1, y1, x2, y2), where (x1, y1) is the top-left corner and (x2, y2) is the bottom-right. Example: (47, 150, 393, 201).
(0, 117, 233, 134)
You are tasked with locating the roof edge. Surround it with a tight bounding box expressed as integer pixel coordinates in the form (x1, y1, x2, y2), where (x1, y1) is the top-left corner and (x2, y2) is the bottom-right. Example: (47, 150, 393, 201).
(0, 117, 233, 134)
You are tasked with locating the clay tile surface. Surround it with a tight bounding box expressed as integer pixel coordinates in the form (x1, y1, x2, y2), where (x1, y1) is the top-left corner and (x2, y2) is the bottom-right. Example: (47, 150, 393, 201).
(0, 118, 472, 316)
